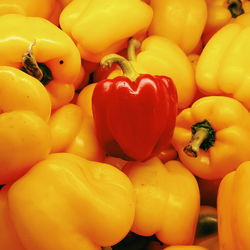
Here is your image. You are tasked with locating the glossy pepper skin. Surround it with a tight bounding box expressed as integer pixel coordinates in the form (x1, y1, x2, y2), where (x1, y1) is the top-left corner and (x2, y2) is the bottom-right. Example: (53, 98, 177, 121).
(0, 66, 51, 184)
(1, 153, 135, 250)
(49, 103, 105, 162)
(0, 14, 82, 110)
(148, 0, 207, 54)
(217, 161, 250, 250)
(172, 96, 250, 180)
(59, 0, 153, 62)
(92, 54, 178, 161)
(203, 0, 250, 43)
(196, 13, 250, 110)
(123, 157, 200, 245)
(0, 0, 61, 25)
(103, 37, 196, 110)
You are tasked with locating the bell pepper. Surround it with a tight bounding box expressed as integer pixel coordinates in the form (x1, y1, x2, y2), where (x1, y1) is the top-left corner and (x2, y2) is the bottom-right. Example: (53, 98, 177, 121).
(163, 246, 207, 250)
(2, 153, 135, 250)
(100, 36, 195, 109)
(217, 161, 250, 250)
(49, 103, 105, 162)
(203, 0, 250, 43)
(0, 66, 51, 121)
(196, 13, 250, 110)
(92, 53, 178, 161)
(0, 110, 51, 185)
(172, 96, 250, 180)
(0, 0, 61, 25)
(0, 14, 82, 110)
(0, 186, 25, 250)
(148, 0, 207, 54)
(59, 0, 153, 62)
(0, 66, 51, 184)
(123, 157, 200, 245)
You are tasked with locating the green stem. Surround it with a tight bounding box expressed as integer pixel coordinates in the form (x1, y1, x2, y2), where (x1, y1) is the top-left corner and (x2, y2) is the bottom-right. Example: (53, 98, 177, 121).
(127, 38, 141, 61)
(183, 120, 216, 158)
(228, 0, 244, 18)
(101, 54, 139, 81)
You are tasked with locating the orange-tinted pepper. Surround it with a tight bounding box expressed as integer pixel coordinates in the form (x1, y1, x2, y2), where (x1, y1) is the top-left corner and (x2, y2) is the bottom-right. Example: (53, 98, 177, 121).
(0, 14, 82, 110)
(217, 161, 250, 250)
(123, 157, 200, 245)
(59, 0, 153, 62)
(1, 153, 135, 250)
(172, 96, 250, 180)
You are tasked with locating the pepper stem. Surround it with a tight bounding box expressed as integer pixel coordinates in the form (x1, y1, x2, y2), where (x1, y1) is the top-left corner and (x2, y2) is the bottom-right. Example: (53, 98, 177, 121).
(228, 0, 244, 18)
(22, 41, 43, 81)
(127, 38, 141, 61)
(183, 120, 216, 158)
(101, 54, 140, 81)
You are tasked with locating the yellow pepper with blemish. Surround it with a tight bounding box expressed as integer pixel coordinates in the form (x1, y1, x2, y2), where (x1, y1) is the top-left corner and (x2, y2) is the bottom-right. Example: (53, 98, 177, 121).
(148, 0, 207, 54)
(196, 13, 250, 110)
(0, 66, 51, 185)
(203, 0, 250, 43)
(102, 37, 196, 110)
(59, 0, 153, 62)
(123, 157, 200, 245)
(0, 14, 82, 110)
(217, 161, 250, 250)
(172, 96, 250, 180)
(0, 153, 135, 250)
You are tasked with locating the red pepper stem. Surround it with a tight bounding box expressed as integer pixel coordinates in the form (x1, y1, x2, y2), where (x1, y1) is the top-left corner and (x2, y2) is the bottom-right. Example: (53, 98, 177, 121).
(22, 41, 43, 81)
(127, 38, 141, 61)
(183, 127, 209, 157)
(101, 54, 140, 81)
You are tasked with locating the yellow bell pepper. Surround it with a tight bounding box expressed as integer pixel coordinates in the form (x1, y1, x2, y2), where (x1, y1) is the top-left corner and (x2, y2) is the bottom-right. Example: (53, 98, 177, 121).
(3, 153, 135, 250)
(196, 13, 250, 110)
(0, 186, 25, 250)
(203, 0, 250, 43)
(163, 246, 207, 250)
(0, 14, 82, 110)
(103, 37, 196, 109)
(0, 66, 51, 121)
(148, 0, 207, 54)
(217, 161, 250, 250)
(49, 103, 104, 162)
(0, 0, 61, 25)
(123, 157, 200, 245)
(0, 66, 51, 185)
(59, 0, 153, 62)
(172, 96, 250, 180)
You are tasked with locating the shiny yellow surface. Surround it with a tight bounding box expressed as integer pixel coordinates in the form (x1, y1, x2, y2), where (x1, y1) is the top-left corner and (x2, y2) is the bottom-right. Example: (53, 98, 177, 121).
(203, 0, 250, 42)
(49, 103, 104, 162)
(148, 0, 207, 54)
(60, 0, 153, 62)
(0, 66, 51, 121)
(218, 161, 250, 250)
(0, 14, 82, 110)
(0, 111, 51, 184)
(196, 13, 250, 110)
(172, 96, 250, 180)
(123, 157, 200, 245)
(5, 153, 135, 250)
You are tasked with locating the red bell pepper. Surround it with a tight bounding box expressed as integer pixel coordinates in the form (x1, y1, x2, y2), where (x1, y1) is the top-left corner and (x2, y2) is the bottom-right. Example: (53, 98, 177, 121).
(92, 54, 178, 161)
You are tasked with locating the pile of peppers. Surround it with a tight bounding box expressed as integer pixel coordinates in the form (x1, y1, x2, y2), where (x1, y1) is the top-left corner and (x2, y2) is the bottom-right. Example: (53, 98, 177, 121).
(1, 0, 250, 249)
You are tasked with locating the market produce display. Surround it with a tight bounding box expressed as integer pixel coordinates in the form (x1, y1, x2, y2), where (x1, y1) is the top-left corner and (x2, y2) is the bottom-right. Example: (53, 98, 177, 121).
(0, 0, 249, 249)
